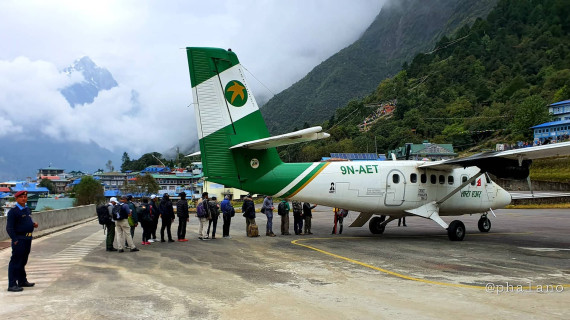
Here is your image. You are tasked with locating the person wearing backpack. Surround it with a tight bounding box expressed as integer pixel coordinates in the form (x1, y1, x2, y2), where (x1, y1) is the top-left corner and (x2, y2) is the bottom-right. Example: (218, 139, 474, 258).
(149, 195, 160, 242)
(115, 196, 139, 252)
(138, 197, 153, 245)
(278, 199, 291, 235)
(176, 192, 189, 242)
(302, 202, 317, 235)
(159, 193, 175, 243)
(206, 196, 220, 239)
(105, 198, 118, 251)
(126, 195, 138, 242)
(242, 194, 257, 237)
(197, 192, 211, 240)
(262, 196, 275, 237)
(291, 200, 303, 235)
(332, 208, 348, 235)
(220, 195, 234, 238)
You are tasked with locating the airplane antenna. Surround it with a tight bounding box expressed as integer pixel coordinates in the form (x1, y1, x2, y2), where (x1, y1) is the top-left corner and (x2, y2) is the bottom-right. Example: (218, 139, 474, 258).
(242, 64, 277, 96)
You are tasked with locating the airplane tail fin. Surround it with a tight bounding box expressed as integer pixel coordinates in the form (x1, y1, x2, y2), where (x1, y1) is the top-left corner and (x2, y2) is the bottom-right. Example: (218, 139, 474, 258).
(185, 47, 282, 188)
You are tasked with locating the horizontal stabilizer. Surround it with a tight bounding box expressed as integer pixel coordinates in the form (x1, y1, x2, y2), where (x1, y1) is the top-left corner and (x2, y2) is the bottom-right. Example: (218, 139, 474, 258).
(186, 151, 201, 157)
(230, 126, 330, 150)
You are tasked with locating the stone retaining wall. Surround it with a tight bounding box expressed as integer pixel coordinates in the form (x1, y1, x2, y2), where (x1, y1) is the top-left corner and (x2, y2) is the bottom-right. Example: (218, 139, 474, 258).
(495, 179, 570, 191)
(0, 204, 96, 241)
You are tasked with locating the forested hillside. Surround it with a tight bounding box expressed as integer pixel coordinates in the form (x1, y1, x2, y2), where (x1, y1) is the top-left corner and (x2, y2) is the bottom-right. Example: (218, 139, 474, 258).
(279, 0, 570, 162)
(261, 0, 498, 134)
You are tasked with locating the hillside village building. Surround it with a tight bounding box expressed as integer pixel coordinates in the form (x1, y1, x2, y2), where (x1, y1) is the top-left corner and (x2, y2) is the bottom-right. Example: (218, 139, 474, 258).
(388, 142, 457, 161)
(532, 99, 570, 144)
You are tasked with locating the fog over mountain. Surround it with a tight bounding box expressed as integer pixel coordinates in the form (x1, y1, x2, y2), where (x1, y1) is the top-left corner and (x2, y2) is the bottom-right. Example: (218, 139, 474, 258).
(0, 57, 125, 180)
(60, 56, 118, 107)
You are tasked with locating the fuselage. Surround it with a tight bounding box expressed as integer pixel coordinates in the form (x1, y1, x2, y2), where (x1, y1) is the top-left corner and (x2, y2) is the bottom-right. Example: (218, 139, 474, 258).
(268, 160, 512, 217)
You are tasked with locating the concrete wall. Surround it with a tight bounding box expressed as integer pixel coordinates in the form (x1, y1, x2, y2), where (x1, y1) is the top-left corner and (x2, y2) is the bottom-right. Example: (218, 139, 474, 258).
(0, 204, 95, 241)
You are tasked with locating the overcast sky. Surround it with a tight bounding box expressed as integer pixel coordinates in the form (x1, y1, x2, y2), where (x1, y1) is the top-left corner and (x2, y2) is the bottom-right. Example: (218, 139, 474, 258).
(0, 0, 384, 157)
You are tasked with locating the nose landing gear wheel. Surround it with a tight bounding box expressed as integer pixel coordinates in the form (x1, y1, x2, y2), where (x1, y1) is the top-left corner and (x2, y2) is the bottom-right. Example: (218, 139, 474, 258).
(447, 220, 466, 241)
(478, 217, 491, 232)
(369, 215, 386, 234)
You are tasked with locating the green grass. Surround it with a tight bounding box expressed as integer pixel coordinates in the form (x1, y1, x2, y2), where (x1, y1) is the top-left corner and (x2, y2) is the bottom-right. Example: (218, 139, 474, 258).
(530, 157, 570, 183)
(506, 203, 570, 209)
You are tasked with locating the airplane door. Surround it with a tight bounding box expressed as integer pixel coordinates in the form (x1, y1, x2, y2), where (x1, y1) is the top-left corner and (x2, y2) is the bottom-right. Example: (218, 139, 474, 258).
(385, 169, 405, 206)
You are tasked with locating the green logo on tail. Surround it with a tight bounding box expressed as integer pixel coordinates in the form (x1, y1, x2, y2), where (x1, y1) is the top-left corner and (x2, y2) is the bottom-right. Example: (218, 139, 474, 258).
(224, 80, 248, 107)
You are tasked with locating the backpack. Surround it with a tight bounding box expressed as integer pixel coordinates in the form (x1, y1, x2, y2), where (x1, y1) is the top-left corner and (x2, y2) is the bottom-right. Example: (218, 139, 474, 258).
(278, 202, 288, 216)
(113, 204, 127, 220)
(139, 205, 153, 222)
(96, 205, 113, 225)
(292, 201, 302, 213)
(196, 201, 206, 218)
(208, 201, 219, 218)
(340, 209, 349, 217)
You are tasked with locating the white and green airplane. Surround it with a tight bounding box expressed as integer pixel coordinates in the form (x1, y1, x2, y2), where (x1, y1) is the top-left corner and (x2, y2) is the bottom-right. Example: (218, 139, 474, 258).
(185, 47, 570, 241)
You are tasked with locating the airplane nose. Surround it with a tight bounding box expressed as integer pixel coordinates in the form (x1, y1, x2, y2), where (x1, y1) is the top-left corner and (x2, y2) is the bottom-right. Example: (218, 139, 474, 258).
(494, 187, 512, 208)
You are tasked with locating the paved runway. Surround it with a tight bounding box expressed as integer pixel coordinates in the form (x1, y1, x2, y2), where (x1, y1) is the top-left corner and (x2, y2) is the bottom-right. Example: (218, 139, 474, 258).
(0, 207, 568, 319)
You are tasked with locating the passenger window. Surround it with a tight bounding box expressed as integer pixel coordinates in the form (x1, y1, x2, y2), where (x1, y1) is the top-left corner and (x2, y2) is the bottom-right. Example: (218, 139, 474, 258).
(439, 175, 445, 184)
(410, 173, 417, 183)
(471, 178, 476, 186)
(462, 176, 467, 183)
(430, 174, 436, 184)
(421, 174, 427, 183)
(448, 176, 454, 185)
(393, 174, 400, 184)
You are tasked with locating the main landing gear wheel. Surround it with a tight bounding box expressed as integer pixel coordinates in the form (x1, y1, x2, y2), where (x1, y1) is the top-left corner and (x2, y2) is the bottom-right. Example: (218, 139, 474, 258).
(478, 217, 491, 232)
(369, 216, 386, 234)
(447, 220, 466, 241)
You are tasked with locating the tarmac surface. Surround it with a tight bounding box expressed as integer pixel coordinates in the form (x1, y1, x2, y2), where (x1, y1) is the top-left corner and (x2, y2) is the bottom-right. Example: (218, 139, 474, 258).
(0, 206, 569, 319)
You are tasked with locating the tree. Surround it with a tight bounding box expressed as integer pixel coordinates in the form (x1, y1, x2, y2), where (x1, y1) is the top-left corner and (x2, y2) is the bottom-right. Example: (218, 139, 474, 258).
(125, 174, 159, 196)
(121, 152, 132, 172)
(512, 95, 551, 139)
(38, 178, 55, 194)
(105, 160, 114, 172)
(74, 176, 104, 206)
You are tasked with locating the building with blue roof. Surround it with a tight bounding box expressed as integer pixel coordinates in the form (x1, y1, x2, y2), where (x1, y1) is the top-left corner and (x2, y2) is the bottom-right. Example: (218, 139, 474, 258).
(532, 100, 570, 143)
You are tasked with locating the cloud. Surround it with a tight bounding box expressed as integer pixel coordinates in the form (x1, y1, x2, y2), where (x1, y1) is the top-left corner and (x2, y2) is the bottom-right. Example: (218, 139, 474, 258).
(0, 56, 197, 155)
(0, 0, 383, 157)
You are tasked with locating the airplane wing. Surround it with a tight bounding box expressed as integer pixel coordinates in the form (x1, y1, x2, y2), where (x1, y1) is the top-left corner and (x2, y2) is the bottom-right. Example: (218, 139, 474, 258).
(230, 126, 330, 150)
(419, 141, 570, 180)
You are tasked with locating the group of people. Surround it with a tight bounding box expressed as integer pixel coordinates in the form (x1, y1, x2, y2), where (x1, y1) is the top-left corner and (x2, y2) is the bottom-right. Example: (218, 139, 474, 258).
(102, 192, 192, 251)
(251, 195, 319, 236)
(101, 192, 349, 250)
(195, 192, 235, 240)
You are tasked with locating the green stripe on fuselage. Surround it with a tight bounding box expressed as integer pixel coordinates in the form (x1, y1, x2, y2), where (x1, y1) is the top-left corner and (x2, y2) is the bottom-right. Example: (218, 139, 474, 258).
(280, 162, 327, 198)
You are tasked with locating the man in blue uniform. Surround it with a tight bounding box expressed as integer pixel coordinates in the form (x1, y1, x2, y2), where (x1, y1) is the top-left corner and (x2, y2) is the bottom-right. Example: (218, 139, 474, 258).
(6, 191, 38, 292)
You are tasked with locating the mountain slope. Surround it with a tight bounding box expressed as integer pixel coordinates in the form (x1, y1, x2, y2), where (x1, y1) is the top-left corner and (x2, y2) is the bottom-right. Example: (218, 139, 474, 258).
(261, 0, 497, 134)
(60, 56, 118, 107)
(280, 0, 570, 163)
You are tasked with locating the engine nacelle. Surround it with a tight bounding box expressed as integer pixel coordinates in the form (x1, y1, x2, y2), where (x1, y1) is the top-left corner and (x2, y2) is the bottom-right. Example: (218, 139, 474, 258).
(482, 159, 532, 180)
